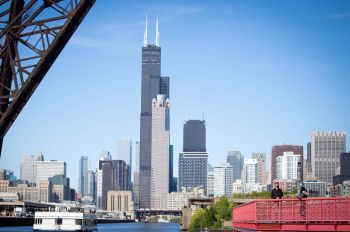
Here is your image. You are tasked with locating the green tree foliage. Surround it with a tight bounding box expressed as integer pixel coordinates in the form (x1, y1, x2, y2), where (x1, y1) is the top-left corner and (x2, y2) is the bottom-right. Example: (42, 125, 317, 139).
(188, 209, 205, 232)
(233, 191, 271, 199)
(188, 197, 237, 232)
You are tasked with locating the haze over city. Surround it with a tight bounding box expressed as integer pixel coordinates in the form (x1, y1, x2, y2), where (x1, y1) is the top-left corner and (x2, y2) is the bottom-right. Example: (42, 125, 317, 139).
(1, 0, 350, 190)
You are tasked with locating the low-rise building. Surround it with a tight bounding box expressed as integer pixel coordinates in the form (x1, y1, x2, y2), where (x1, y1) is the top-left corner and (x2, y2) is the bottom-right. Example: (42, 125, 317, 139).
(0, 180, 52, 202)
(107, 191, 133, 212)
(274, 179, 297, 194)
(303, 180, 327, 197)
(166, 187, 204, 210)
(232, 179, 242, 194)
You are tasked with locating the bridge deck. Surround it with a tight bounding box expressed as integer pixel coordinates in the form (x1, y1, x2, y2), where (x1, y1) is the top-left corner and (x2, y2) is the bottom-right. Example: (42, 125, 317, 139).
(232, 197, 350, 231)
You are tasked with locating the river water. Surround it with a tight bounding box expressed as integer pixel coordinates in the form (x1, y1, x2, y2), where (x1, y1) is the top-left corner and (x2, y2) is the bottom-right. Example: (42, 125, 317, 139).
(0, 223, 180, 231)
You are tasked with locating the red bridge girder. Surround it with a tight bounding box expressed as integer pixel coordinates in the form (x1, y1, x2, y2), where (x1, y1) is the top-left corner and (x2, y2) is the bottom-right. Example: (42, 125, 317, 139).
(232, 197, 350, 231)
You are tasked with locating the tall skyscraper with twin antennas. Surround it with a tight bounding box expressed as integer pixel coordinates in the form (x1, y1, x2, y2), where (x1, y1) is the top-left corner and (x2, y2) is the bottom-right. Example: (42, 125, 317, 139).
(139, 16, 170, 209)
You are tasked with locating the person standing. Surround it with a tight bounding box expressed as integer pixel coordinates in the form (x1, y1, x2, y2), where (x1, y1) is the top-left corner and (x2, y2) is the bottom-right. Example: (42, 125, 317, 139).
(271, 182, 284, 221)
(271, 182, 284, 199)
(298, 186, 309, 220)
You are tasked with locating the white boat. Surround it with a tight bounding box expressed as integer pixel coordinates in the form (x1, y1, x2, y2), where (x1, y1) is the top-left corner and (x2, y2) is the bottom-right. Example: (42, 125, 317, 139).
(33, 211, 97, 231)
(157, 218, 169, 223)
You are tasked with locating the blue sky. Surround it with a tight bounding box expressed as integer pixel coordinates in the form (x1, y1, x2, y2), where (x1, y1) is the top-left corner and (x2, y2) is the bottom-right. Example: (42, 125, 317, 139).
(1, 0, 350, 189)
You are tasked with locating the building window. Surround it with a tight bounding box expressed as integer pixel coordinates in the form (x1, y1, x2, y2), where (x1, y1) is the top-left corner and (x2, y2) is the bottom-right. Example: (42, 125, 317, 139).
(75, 219, 82, 225)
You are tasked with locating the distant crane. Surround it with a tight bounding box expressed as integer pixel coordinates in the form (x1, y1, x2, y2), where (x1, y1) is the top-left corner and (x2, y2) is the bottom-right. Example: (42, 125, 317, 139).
(0, 0, 96, 157)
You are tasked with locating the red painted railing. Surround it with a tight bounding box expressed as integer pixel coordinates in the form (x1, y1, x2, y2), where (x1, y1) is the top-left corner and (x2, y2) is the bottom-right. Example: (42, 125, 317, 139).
(232, 197, 350, 231)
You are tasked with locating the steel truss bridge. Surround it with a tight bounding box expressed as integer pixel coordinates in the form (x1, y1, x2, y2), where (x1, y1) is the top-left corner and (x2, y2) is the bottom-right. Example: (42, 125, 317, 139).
(135, 209, 182, 220)
(232, 197, 350, 231)
(0, 0, 95, 157)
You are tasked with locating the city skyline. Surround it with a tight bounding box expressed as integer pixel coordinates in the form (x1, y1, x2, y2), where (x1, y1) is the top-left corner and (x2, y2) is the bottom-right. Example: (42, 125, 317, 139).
(1, 1, 350, 190)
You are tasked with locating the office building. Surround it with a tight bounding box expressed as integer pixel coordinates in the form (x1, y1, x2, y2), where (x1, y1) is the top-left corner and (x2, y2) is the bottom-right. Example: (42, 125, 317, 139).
(183, 120, 206, 152)
(166, 187, 204, 210)
(97, 153, 112, 209)
(214, 163, 233, 197)
(38, 180, 52, 202)
(36, 160, 66, 183)
(333, 152, 350, 185)
(107, 191, 134, 212)
(207, 171, 214, 197)
(0, 180, 51, 202)
(84, 170, 96, 201)
(97, 158, 129, 210)
(311, 131, 346, 185)
(179, 117, 208, 195)
(169, 144, 175, 192)
(139, 16, 170, 209)
(133, 141, 140, 209)
(277, 179, 297, 193)
(242, 159, 259, 194)
(271, 145, 303, 184)
(20, 153, 44, 183)
(276, 152, 301, 181)
(303, 180, 327, 197)
(178, 152, 208, 194)
(226, 151, 243, 182)
(252, 153, 267, 185)
(0, 169, 16, 181)
(150, 95, 170, 209)
(49, 174, 71, 202)
(117, 139, 132, 190)
(232, 179, 242, 194)
(78, 156, 88, 196)
(307, 142, 311, 166)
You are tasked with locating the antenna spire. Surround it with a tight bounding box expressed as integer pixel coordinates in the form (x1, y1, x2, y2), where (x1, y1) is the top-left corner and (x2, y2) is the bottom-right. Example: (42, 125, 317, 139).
(156, 15, 160, 47)
(143, 15, 148, 47)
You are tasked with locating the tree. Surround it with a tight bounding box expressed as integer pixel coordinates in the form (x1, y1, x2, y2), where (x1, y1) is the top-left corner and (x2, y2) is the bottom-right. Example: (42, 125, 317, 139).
(188, 209, 205, 232)
(188, 196, 237, 231)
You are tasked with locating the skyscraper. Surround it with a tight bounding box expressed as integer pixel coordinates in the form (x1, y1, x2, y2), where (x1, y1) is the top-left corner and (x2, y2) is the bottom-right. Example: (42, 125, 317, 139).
(169, 144, 174, 192)
(36, 160, 66, 183)
(207, 171, 214, 197)
(183, 120, 206, 152)
(307, 142, 311, 166)
(252, 153, 267, 185)
(178, 152, 208, 193)
(139, 16, 170, 209)
(226, 151, 243, 182)
(79, 156, 88, 196)
(311, 131, 346, 185)
(20, 153, 44, 184)
(117, 139, 132, 190)
(213, 163, 233, 197)
(179, 118, 208, 194)
(96, 151, 111, 209)
(276, 152, 301, 180)
(133, 141, 140, 209)
(84, 169, 96, 202)
(150, 95, 170, 209)
(271, 145, 303, 184)
(242, 159, 259, 193)
(332, 152, 350, 185)
(98, 158, 129, 210)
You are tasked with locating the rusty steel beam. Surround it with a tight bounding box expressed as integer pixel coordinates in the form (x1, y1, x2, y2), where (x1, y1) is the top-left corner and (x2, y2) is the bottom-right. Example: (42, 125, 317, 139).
(0, 0, 96, 157)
